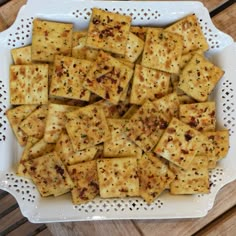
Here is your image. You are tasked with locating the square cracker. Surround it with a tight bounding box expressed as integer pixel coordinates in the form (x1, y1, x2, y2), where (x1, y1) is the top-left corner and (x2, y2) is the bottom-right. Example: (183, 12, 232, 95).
(170, 155, 209, 194)
(130, 64, 170, 105)
(116, 32, 144, 63)
(31, 19, 73, 62)
(66, 104, 111, 151)
(11, 45, 32, 65)
(124, 100, 169, 152)
(204, 130, 229, 161)
(72, 31, 87, 47)
(83, 51, 133, 104)
(130, 26, 148, 41)
(138, 152, 175, 203)
(97, 157, 139, 198)
(49, 55, 92, 101)
(179, 102, 216, 131)
(44, 103, 77, 143)
(16, 137, 39, 178)
(55, 131, 98, 166)
(141, 28, 183, 74)
(6, 105, 38, 146)
(24, 152, 74, 197)
(19, 105, 48, 139)
(67, 160, 99, 204)
(152, 92, 180, 121)
(103, 119, 142, 158)
(178, 53, 224, 102)
(165, 14, 209, 54)
(86, 8, 131, 55)
(154, 117, 203, 170)
(10, 64, 48, 105)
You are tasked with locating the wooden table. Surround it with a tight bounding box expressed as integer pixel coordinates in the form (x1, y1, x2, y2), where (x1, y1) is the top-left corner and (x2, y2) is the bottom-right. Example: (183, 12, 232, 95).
(0, 0, 235, 235)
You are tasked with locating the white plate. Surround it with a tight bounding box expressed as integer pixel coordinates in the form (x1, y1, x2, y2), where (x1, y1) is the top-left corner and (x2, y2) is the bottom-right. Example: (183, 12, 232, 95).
(0, 0, 236, 223)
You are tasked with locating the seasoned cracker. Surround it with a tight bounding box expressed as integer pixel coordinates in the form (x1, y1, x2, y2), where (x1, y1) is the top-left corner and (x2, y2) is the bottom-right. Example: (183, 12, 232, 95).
(179, 102, 216, 131)
(44, 103, 77, 143)
(152, 92, 180, 121)
(130, 64, 170, 105)
(130, 26, 148, 41)
(125, 100, 169, 152)
(10, 64, 48, 105)
(19, 105, 48, 139)
(55, 131, 98, 165)
(154, 118, 203, 169)
(165, 14, 209, 54)
(24, 152, 74, 197)
(31, 19, 73, 62)
(66, 104, 111, 151)
(83, 51, 133, 104)
(170, 155, 209, 194)
(86, 8, 131, 55)
(104, 119, 142, 158)
(204, 130, 229, 161)
(97, 157, 139, 198)
(178, 54, 224, 102)
(138, 152, 175, 203)
(6, 105, 37, 146)
(142, 28, 183, 73)
(67, 160, 99, 204)
(50, 55, 92, 101)
(11, 45, 32, 65)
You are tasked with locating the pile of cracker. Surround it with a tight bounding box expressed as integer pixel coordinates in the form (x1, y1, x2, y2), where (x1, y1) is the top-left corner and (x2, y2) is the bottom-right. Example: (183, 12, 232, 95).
(6, 8, 229, 204)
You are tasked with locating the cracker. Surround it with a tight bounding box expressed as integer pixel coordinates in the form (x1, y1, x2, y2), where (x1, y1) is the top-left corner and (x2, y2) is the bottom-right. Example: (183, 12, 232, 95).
(130, 26, 148, 41)
(170, 74, 185, 96)
(55, 131, 98, 165)
(66, 104, 111, 151)
(165, 14, 209, 54)
(138, 152, 175, 203)
(95, 99, 130, 118)
(10, 64, 48, 105)
(104, 119, 142, 158)
(24, 152, 74, 197)
(83, 51, 133, 104)
(130, 64, 170, 105)
(179, 50, 204, 70)
(179, 102, 216, 131)
(31, 19, 73, 62)
(116, 32, 144, 63)
(6, 105, 38, 146)
(86, 8, 131, 55)
(19, 105, 48, 139)
(170, 155, 209, 194)
(154, 117, 203, 169)
(178, 95, 196, 104)
(11, 45, 32, 65)
(152, 92, 180, 121)
(44, 103, 77, 143)
(72, 36, 98, 61)
(204, 130, 229, 161)
(16, 137, 39, 178)
(97, 157, 139, 198)
(49, 55, 92, 101)
(67, 160, 99, 204)
(125, 100, 169, 152)
(27, 138, 56, 160)
(72, 31, 87, 47)
(142, 28, 183, 73)
(178, 53, 224, 102)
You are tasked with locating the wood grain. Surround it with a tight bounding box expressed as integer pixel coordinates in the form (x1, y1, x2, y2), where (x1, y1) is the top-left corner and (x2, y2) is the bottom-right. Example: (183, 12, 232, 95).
(212, 2, 236, 40)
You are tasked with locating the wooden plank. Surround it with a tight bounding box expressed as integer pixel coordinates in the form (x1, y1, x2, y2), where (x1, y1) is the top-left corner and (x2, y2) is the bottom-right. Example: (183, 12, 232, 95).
(133, 180, 236, 236)
(0, 193, 17, 213)
(7, 221, 52, 236)
(196, 207, 236, 236)
(47, 221, 142, 236)
(212, 3, 236, 40)
(0, 0, 26, 29)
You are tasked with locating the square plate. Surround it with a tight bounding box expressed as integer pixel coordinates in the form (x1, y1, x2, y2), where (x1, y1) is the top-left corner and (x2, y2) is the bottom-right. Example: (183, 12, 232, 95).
(0, 0, 236, 222)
